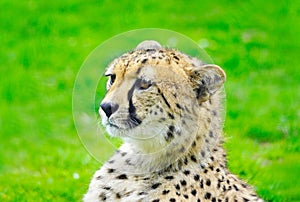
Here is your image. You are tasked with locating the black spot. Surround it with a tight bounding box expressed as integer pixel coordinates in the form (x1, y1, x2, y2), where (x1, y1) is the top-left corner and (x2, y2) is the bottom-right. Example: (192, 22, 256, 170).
(225, 197, 229, 202)
(176, 192, 180, 196)
(217, 181, 221, 189)
(121, 152, 127, 157)
(160, 118, 166, 122)
(212, 197, 216, 202)
(184, 157, 188, 165)
(183, 194, 189, 199)
(162, 190, 170, 195)
(201, 150, 205, 157)
(152, 199, 160, 202)
(206, 179, 211, 186)
(108, 160, 115, 164)
(99, 192, 106, 201)
(176, 103, 182, 109)
(241, 183, 248, 188)
(124, 158, 131, 164)
(210, 156, 215, 161)
(103, 186, 111, 190)
(191, 155, 197, 162)
(116, 174, 127, 179)
(96, 175, 102, 180)
(165, 176, 174, 180)
(116, 193, 121, 198)
(191, 189, 197, 196)
(203, 169, 208, 174)
(141, 58, 148, 64)
(165, 131, 174, 142)
(179, 146, 185, 152)
(173, 55, 180, 60)
(200, 179, 204, 188)
(107, 168, 115, 173)
(197, 199, 201, 202)
(205, 192, 211, 199)
(180, 180, 187, 186)
(175, 184, 180, 190)
(184, 106, 191, 113)
(183, 170, 190, 175)
(177, 160, 182, 170)
(192, 141, 197, 147)
(216, 168, 220, 172)
(138, 192, 146, 195)
(194, 174, 200, 181)
(212, 110, 217, 116)
(243, 197, 250, 202)
(168, 112, 174, 119)
(168, 125, 175, 132)
(233, 184, 239, 191)
(169, 198, 176, 202)
(209, 166, 214, 171)
(151, 183, 162, 189)
(222, 185, 226, 192)
(209, 131, 214, 137)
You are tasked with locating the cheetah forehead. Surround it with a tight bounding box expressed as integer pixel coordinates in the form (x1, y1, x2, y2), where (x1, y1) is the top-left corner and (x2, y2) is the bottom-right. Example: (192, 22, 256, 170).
(106, 40, 206, 78)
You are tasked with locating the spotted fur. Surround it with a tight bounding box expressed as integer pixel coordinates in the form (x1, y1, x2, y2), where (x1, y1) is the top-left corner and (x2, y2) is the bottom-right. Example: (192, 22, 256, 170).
(84, 40, 263, 202)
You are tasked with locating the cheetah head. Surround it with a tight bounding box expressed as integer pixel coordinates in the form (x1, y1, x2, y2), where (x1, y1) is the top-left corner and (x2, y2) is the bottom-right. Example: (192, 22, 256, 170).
(100, 40, 226, 155)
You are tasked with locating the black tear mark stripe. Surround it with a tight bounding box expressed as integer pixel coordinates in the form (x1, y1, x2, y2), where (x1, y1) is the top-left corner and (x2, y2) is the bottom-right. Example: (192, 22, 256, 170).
(127, 80, 142, 126)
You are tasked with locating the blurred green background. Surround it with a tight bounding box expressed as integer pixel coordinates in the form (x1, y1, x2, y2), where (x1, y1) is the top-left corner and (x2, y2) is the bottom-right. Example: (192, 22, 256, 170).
(0, 0, 299, 201)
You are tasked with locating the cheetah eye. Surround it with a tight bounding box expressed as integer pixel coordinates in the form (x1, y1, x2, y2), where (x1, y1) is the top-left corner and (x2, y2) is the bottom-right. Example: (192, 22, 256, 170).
(137, 79, 152, 90)
(106, 74, 116, 86)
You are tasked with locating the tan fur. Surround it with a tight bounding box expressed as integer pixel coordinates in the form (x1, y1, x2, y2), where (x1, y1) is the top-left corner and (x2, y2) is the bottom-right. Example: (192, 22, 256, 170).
(84, 41, 263, 202)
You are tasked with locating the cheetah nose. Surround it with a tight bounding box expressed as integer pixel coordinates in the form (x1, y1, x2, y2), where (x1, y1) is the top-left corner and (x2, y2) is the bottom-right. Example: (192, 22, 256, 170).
(100, 102, 119, 118)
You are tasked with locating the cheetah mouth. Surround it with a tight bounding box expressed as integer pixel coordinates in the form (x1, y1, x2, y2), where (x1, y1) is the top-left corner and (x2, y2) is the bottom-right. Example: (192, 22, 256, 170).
(106, 122, 120, 129)
(105, 116, 142, 130)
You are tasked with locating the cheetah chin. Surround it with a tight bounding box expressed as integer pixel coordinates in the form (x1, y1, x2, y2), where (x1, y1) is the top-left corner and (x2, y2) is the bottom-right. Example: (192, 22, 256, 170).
(84, 40, 264, 202)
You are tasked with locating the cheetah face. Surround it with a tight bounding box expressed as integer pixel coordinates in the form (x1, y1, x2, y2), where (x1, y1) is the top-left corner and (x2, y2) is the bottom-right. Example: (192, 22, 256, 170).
(100, 64, 194, 140)
(99, 41, 226, 152)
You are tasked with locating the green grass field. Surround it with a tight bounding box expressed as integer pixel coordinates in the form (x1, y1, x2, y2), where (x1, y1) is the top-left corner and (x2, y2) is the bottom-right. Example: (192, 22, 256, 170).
(1, 0, 299, 201)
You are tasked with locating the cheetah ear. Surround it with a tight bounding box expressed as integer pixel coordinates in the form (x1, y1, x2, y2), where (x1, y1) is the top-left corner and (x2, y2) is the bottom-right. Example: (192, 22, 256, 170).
(189, 64, 226, 102)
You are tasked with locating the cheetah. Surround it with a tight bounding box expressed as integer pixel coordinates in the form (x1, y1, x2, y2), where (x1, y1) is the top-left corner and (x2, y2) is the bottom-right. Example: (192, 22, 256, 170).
(84, 40, 263, 202)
